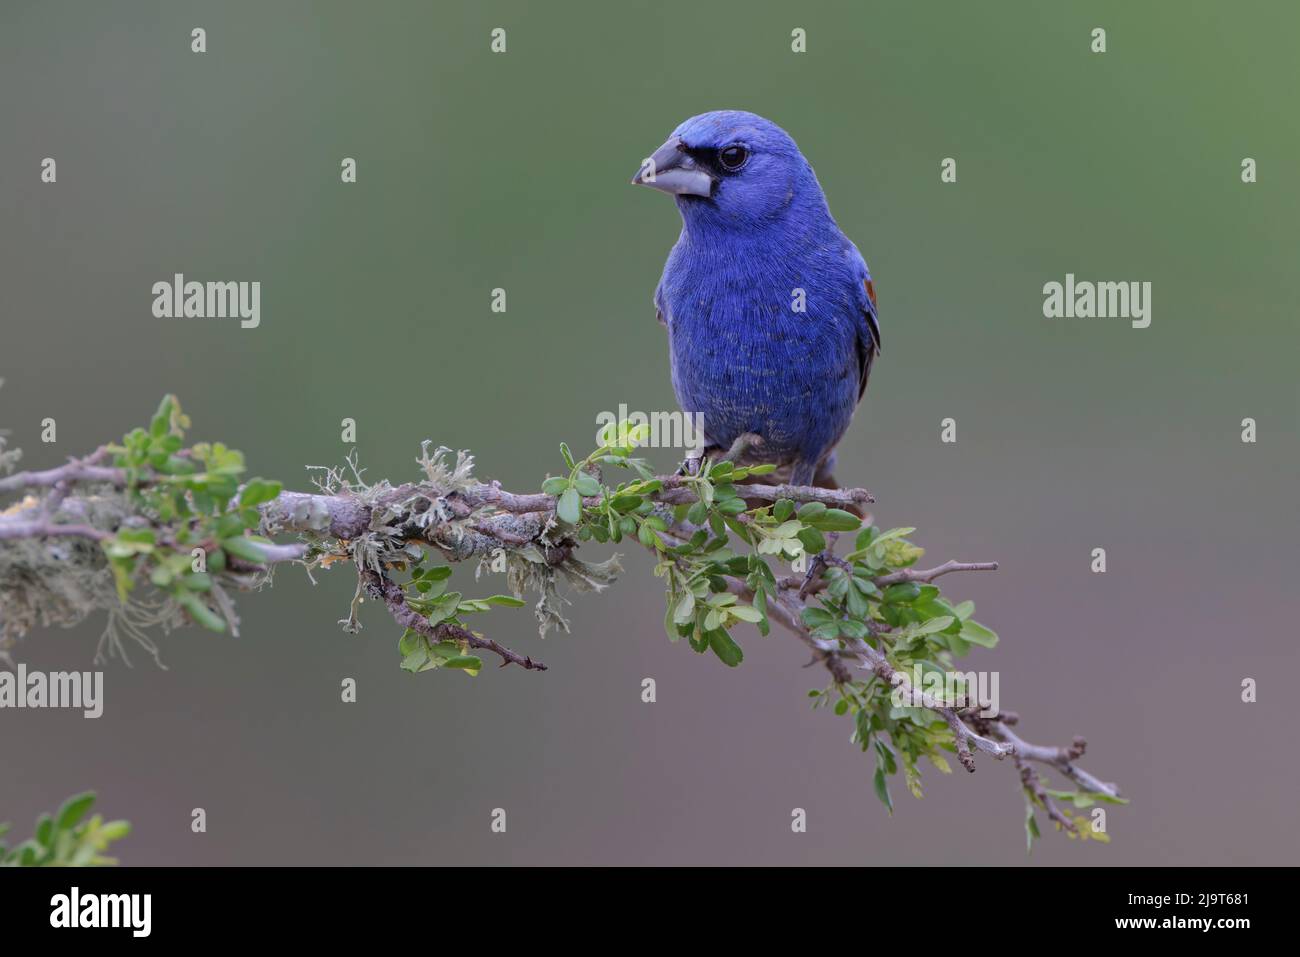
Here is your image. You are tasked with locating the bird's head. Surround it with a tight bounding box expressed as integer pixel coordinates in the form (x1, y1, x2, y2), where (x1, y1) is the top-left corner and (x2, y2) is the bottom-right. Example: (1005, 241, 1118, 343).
(631, 110, 821, 231)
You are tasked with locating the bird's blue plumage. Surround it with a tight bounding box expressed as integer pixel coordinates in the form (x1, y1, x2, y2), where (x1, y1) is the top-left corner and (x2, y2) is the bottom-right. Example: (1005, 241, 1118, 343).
(637, 111, 879, 486)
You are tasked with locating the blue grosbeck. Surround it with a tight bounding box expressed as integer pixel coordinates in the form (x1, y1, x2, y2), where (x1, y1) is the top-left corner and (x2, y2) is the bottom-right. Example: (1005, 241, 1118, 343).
(632, 110, 879, 490)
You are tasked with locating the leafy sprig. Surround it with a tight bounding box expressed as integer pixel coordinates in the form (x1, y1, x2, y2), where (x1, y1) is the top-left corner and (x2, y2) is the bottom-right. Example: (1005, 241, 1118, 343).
(0, 792, 129, 867)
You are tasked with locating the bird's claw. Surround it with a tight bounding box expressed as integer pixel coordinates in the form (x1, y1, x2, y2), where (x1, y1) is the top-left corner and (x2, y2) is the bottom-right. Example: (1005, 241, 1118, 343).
(676, 448, 707, 477)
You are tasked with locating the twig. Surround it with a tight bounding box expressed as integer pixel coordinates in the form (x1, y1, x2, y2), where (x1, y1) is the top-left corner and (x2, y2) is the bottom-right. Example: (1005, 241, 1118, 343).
(874, 560, 1000, 586)
(0, 520, 107, 541)
(0, 459, 123, 495)
(359, 568, 546, 672)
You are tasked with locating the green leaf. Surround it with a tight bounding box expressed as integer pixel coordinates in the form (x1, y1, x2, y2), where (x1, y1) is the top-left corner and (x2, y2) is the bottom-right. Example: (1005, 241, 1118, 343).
(443, 655, 483, 675)
(426, 592, 461, 625)
(400, 648, 430, 673)
(796, 501, 826, 521)
(847, 526, 914, 561)
(774, 499, 794, 521)
(873, 767, 894, 813)
(882, 583, 921, 604)
(810, 508, 861, 532)
(717, 497, 747, 515)
(801, 607, 836, 629)
(1025, 805, 1041, 853)
(149, 395, 176, 438)
(845, 580, 871, 618)
(573, 474, 602, 497)
(958, 619, 998, 648)
(175, 592, 225, 632)
(55, 793, 96, 832)
(239, 478, 282, 508)
(556, 488, 582, 525)
(398, 629, 423, 657)
(98, 820, 131, 842)
(696, 479, 714, 507)
(796, 527, 826, 555)
(541, 476, 569, 496)
(707, 629, 744, 667)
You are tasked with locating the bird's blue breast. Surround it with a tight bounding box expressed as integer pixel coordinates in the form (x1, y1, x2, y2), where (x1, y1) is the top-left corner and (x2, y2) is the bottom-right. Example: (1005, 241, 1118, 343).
(657, 228, 862, 470)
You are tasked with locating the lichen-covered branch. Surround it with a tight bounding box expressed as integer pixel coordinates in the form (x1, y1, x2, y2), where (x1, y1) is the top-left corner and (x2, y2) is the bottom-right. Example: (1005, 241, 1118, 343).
(0, 396, 1124, 848)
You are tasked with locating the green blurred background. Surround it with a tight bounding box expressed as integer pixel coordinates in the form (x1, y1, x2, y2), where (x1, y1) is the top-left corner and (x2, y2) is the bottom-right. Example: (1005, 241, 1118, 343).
(1, 0, 1296, 864)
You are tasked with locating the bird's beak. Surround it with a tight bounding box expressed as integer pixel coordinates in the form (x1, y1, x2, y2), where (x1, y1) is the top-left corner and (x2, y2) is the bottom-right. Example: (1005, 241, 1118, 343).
(631, 137, 714, 197)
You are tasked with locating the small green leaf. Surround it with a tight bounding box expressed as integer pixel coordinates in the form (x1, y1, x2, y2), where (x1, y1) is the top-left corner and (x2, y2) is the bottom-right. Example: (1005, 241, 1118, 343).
(800, 607, 836, 629)
(958, 619, 998, 648)
(1025, 806, 1041, 853)
(443, 655, 483, 675)
(707, 629, 744, 667)
(882, 583, 921, 604)
(796, 527, 826, 555)
(175, 592, 225, 632)
(687, 500, 709, 525)
(796, 502, 826, 521)
(556, 488, 582, 525)
(55, 793, 96, 832)
(810, 508, 861, 532)
(873, 767, 894, 813)
(239, 478, 283, 508)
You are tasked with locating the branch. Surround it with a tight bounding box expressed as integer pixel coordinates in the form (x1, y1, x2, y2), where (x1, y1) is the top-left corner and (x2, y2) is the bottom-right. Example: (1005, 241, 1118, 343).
(0, 447, 118, 495)
(874, 560, 1000, 586)
(359, 568, 546, 672)
(0, 405, 1120, 846)
(0, 520, 107, 541)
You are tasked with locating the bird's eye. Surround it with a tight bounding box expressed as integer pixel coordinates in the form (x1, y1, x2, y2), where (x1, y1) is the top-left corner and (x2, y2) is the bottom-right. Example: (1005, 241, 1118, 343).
(719, 145, 749, 172)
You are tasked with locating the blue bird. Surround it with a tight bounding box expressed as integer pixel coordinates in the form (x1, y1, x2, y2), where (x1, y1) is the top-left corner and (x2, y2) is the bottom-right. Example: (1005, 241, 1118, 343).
(632, 110, 880, 491)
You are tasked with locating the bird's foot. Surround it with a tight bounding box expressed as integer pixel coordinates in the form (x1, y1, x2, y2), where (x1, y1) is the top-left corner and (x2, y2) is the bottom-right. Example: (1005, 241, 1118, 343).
(719, 432, 765, 464)
(676, 447, 709, 477)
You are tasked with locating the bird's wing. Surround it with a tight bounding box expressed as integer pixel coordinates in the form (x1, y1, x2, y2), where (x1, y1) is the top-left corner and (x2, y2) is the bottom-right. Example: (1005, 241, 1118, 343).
(849, 252, 881, 402)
